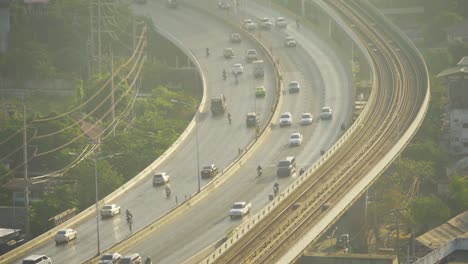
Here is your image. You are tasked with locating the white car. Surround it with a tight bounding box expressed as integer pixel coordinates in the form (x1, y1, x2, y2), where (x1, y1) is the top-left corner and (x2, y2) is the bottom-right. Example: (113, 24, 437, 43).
(289, 132, 303, 146)
(98, 253, 122, 264)
(243, 19, 256, 31)
(259, 17, 273, 30)
(230, 33, 241, 43)
(229, 201, 251, 218)
(22, 255, 52, 264)
(101, 204, 121, 217)
(320, 106, 333, 120)
(54, 228, 77, 244)
(275, 16, 287, 28)
(153, 172, 170, 186)
(232, 63, 244, 75)
(284, 36, 297, 47)
(217, 1, 230, 9)
(279, 112, 293, 127)
(288, 81, 300, 93)
(300, 113, 313, 125)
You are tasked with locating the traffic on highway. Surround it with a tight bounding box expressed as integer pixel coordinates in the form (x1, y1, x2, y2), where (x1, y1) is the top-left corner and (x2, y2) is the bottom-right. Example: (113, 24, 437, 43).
(9, 0, 353, 263)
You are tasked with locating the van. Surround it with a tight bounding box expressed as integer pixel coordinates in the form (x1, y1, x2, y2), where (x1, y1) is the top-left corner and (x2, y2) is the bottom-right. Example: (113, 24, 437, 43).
(276, 156, 296, 177)
(120, 253, 142, 264)
(22, 255, 52, 264)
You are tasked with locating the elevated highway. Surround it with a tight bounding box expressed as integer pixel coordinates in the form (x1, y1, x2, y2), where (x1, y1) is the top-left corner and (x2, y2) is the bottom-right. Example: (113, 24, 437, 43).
(209, 0, 430, 263)
(2, 0, 355, 263)
(84, 0, 354, 263)
(1, 1, 279, 263)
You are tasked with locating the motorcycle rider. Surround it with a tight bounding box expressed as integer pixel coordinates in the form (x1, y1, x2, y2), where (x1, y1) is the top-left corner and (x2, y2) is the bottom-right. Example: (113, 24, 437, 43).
(145, 256, 152, 264)
(273, 182, 279, 195)
(257, 165, 263, 176)
(125, 209, 133, 223)
(165, 185, 171, 197)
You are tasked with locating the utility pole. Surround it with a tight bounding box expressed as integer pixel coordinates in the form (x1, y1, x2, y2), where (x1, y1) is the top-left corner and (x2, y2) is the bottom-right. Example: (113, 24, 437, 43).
(89, 0, 114, 75)
(22, 103, 30, 239)
(97, 0, 102, 73)
(111, 45, 115, 137)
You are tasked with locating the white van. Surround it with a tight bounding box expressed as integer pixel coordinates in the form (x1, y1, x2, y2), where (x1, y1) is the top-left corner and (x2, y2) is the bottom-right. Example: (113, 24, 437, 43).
(276, 156, 296, 177)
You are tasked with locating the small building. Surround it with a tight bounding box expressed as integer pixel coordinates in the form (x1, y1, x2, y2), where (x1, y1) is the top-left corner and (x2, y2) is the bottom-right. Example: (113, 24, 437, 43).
(445, 20, 468, 44)
(2, 177, 50, 206)
(438, 57, 468, 156)
(414, 211, 468, 264)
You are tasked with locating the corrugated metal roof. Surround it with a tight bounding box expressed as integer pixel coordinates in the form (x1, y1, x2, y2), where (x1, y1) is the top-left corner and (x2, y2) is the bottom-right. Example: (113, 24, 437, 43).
(437, 66, 468, 78)
(417, 211, 468, 249)
(458, 56, 468, 66)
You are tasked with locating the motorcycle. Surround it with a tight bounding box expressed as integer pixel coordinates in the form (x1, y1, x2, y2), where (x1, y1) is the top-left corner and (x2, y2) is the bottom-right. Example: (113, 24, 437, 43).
(165, 186, 171, 198)
(273, 183, 279, 196)
(126, 214, 133, 225)
(257, 168, 262, 177)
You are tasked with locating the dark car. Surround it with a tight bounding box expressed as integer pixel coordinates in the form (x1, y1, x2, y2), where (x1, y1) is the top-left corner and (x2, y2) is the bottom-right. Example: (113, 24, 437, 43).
(201, 164, 219, 178)
(246, 112, 259, 127)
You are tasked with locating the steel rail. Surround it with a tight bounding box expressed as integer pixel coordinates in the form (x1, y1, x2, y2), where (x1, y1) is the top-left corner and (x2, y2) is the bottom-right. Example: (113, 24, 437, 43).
(212, 0, 426, 263)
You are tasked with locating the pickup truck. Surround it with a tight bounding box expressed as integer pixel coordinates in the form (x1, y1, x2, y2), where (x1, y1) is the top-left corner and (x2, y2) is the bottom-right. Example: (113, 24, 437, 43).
(229, 202, 251, 219)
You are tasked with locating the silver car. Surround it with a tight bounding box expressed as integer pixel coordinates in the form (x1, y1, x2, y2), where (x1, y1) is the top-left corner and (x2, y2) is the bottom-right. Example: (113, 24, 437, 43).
(279, 112, 293, 127)
(300, 113, 313, 125)
(54, 228, 77, 244)
(153, 172, 170, 186)
(319, 106, 333, 120)
(98, 253, 122, 264)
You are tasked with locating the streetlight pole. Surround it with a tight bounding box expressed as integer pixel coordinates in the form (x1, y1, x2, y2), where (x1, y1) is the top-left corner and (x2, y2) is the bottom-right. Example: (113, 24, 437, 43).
(171, 99, 201, 192)
(93, 157, 100, 255)
(69, 151, 121, 256)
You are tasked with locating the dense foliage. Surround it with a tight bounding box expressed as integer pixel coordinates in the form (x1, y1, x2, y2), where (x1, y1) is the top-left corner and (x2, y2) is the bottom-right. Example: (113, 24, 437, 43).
(0, 0, 198, 235)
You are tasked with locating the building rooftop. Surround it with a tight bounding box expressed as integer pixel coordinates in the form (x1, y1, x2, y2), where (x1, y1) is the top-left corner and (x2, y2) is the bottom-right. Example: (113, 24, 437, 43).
(458, 56, 468, 66)
(417, 210, 468, 250)
(437, 66, 468, 78)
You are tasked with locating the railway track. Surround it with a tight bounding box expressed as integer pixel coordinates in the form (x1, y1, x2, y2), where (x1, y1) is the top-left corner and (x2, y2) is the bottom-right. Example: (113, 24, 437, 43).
(212, 0, 428, 263)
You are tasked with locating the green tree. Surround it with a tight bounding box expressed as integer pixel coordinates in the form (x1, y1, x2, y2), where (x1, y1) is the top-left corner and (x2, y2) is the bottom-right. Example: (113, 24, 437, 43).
(408, 196, 450, 231)
(30, 185, 78, 235)
(67, 159, 124, 209)
(449, 175, 468, 211)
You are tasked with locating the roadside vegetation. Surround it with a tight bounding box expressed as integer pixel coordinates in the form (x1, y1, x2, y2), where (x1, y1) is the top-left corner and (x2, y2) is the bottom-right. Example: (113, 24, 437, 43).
(0, 0, 198, 235)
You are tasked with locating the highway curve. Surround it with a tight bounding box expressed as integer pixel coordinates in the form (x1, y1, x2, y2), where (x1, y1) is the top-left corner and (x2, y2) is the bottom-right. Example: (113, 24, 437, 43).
(1, 1, 279, 264)
(211, 0, 430, 263)
(84, 1, 354, 264)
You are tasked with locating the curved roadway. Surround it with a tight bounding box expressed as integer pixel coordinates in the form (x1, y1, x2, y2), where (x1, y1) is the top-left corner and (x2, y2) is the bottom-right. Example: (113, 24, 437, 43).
(5, 2, 277, 264)
(95, 1, 354, 263)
